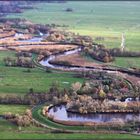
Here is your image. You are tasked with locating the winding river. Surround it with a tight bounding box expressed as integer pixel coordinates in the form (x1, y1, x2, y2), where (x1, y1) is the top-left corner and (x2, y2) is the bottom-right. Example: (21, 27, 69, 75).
(11, 33, 139, 77)
(4, 33, 139, 124)
(39, 47, 117, 73)
(40, 47, 83, 70)
(36, 35, 140, 123)
(48, 105, 140, 123)
(39, 40, 140, 77)
(0, 28, 140, 127)
(15, 33, 45, 43)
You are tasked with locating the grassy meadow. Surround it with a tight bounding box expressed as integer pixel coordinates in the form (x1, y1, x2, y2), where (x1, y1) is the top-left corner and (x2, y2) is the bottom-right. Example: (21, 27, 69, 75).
(0, 51, 84, 95)
(0, 2, 140, 139)
(7, 1, 140, 67)
(0, 118, 140, 140)
(0, 131, 140, 139)
(0, 105, 28, 115)
(8, 1, 140, 51)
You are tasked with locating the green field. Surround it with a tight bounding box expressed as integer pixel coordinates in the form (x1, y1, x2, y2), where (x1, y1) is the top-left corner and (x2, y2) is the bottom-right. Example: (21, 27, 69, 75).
(112, 57, 140, 68)
(1, 132, 140, 139)
(7, 1, 140, 68)
(0, 118, 140, 140)
(0, 105, 28, 115)
(83, 52, 140, 68)
(8, 1, 140, 51)
(0, 117, 140, 139)
(1, 2, 140, 139)
(0, 51, 84, 95)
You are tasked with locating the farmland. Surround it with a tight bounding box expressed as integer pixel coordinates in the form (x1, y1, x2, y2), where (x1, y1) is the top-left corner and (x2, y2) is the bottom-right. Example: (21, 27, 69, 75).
(7, 1, 140, 68)
(0, 51, 84, 95)
(8, 1, 140, 51)
(0, 1, 139, 139)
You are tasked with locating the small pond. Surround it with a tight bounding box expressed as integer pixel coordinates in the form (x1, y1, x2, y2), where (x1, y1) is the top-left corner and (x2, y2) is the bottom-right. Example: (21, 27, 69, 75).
(48, 105, 140, 123)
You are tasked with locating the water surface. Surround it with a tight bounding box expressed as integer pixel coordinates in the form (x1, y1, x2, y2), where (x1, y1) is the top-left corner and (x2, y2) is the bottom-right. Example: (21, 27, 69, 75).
(48, 105, 140, 122)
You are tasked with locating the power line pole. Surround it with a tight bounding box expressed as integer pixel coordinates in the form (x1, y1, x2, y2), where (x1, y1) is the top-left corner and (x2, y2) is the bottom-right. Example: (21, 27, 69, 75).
(121, 32, 125, 52)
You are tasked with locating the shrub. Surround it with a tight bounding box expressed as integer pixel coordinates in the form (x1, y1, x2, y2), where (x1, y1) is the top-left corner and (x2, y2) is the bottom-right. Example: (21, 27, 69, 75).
(71, 82, 82, 92)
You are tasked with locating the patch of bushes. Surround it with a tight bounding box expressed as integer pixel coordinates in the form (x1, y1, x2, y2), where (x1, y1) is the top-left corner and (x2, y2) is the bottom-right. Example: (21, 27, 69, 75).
(3, 56, 34, 68)
(110, 48, 140, 57)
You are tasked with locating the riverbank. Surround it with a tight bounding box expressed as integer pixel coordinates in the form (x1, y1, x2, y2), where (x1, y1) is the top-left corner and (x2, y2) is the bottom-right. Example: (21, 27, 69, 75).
(31, 104, 140, 134)
(8, 1, 140, 52)
(0, 1, 140, 139)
